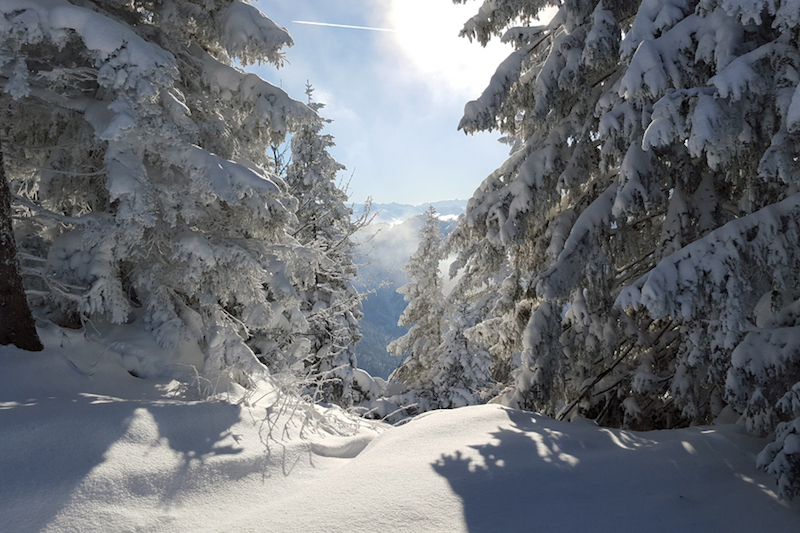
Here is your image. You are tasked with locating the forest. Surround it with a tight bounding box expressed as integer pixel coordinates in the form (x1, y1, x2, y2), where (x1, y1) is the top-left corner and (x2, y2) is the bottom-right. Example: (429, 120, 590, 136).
(1, 0, 800, 531)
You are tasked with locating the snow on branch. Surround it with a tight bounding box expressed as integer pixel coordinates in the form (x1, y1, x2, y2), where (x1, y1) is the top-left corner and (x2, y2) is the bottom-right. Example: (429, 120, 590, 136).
(620, 9, 741, 101)
(615, 192, 800, 327)
(536, 180, 617, 299)
(620, 0, 691, 58)
(457, 0, 553, 47)
(192, 44, 316, 141)
(642, 87, 746, 170)
(532, 28, 586, 118)
(731, 326, 800, 398)
(459, 45, 532, 134)
(218, 1, 293, 66)
(165, 144, 290, 223)
(715, 0, 778, 26)
(501, 25, 549, 48)
(0, 0, 177, 96)
(709, 41, 796, 102)
(461, 120, 576, 248)
(612, 141, 663, 217)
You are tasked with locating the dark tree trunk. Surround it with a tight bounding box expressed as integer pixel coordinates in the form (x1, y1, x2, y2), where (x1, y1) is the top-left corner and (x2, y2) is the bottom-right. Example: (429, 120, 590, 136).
(0, 136, 43, 351)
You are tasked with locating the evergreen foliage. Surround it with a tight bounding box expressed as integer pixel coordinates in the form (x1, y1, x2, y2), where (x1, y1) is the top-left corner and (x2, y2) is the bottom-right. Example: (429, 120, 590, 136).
(281, 83, 366, 406)
(389, 206, 447, 393)
(449, 0, 800, 498)
(0, 0, 318, 384)
(388, 206, 495, 409)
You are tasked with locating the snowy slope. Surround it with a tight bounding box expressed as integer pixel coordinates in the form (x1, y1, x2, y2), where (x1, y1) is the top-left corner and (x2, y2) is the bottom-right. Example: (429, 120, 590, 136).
(1, 339, 799, 533)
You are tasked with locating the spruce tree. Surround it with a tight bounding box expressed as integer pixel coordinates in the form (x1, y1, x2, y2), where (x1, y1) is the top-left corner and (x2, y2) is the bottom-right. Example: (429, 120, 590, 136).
(451, 0, 800, 498)
(430, 301, 494, 408)
(389, 206, 446, 392)
(0, 0, 315, 383)
(283, 83, 365, 406)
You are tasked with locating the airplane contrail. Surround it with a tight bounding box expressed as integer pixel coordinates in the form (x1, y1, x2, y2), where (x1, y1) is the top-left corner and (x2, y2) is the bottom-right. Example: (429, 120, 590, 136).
(292, 20, 398, 33)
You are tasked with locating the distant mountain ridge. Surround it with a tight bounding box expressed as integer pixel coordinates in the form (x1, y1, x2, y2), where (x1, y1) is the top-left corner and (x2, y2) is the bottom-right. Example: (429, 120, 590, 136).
(354, 199, 467, 225)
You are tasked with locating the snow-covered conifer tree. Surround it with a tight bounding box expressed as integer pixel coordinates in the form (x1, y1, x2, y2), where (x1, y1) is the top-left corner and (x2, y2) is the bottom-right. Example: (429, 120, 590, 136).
(450, 0, 800, 497)
(430, 300, 494, 408)
(387, 207, 495, 410)
(450, 0, 643, 422)
(0, 0, 316, 384)
(282, 83, 365, 406)
(388, 206, 447, 397)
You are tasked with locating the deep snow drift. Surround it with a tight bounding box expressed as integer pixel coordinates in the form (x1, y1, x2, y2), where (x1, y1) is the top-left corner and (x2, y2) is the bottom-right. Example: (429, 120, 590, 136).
(1, 333, 798, 532)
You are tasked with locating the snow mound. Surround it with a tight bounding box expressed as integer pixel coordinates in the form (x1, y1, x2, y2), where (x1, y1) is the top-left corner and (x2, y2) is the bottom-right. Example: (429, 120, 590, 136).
(1, 341, 798, 532)
(309, 434, 375, 459)
(253, 404, 798, 533)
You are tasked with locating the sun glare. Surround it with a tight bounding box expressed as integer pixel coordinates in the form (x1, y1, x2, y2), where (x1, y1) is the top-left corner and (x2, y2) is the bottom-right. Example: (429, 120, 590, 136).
(373, 0, 513, 100)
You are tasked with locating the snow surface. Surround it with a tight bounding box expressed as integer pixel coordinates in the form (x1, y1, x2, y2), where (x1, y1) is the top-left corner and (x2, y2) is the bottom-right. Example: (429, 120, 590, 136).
(1, 333, 799, 532)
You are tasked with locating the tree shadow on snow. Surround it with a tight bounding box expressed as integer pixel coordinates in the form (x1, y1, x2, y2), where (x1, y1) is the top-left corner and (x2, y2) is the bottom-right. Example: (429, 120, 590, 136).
(431, 409, 584, 533)
(0, 366, 245, 532)
(431, 408, 798, 533)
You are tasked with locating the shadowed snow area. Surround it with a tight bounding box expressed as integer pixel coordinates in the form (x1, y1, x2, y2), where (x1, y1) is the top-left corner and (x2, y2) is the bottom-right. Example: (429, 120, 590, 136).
(1, 340, 798, 532)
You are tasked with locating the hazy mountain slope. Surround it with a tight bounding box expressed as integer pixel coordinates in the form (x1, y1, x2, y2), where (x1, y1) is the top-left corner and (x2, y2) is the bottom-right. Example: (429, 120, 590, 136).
(354, 203, 465, 378)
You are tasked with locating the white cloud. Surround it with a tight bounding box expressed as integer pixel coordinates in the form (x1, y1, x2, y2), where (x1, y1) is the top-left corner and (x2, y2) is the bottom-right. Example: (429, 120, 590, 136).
(312, 87, 361, 126)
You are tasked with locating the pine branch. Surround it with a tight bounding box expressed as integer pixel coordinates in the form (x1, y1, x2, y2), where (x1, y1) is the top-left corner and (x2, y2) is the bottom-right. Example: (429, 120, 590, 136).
(558, 319, 673, 422)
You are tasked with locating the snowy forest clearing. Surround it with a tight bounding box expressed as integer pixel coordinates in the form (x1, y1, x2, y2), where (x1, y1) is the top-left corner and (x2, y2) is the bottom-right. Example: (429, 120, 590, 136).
(2, 340, 798, 533)
(8, 0, 800, 526)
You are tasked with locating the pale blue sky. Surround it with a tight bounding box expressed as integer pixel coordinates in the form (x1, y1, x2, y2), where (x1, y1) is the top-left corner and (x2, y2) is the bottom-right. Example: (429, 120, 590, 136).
(253, 0, 512, 205)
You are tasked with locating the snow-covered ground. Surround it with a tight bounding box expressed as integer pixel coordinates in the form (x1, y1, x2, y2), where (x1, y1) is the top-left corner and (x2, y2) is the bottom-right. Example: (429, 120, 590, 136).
(2, 332, 799, 532)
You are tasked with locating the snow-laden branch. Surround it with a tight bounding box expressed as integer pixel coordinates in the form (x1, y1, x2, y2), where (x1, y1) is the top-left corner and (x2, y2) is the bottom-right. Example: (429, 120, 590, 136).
(536, 180, 618, 300)
(218, 0, 293, 66)
(616, 191, 800, 325)
(459, 44, 533, 134)
(191, 44, 317, 141)
(619, 0, 691, 59)
(0, 0, 177, 97)
(620, 8, 741, 101)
